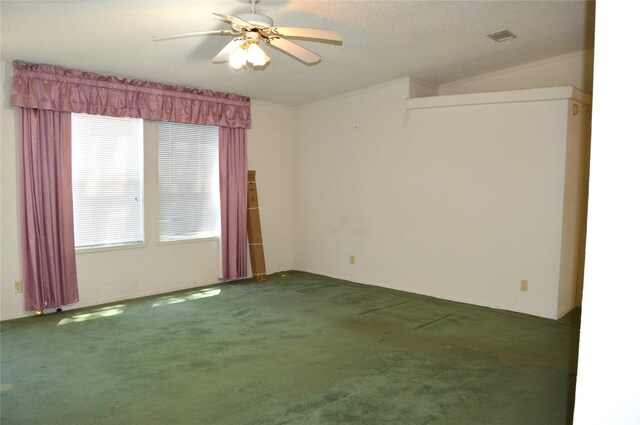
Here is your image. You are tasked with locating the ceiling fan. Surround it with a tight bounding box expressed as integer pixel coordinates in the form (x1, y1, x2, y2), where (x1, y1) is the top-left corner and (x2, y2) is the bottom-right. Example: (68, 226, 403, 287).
(153, 0, 342, 69)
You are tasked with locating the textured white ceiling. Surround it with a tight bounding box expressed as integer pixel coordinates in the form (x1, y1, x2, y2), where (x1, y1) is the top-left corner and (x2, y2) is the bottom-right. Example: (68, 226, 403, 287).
(1, 0, 595, 106)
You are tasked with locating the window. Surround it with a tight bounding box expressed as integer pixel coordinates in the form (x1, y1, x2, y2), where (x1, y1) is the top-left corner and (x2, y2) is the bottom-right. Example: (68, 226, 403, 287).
(72, 113, 144, 249)
(158, 121, 220, 242)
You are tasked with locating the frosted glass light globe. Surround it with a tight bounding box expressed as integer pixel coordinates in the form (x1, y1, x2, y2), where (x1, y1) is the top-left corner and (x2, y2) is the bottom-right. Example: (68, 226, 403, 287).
(229, 48, 247, 69)
(246, 43, 268, 66)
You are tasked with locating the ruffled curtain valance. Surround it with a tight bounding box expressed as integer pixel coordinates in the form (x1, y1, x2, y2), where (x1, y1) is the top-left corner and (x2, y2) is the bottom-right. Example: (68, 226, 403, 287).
(10, 61, 251, 129)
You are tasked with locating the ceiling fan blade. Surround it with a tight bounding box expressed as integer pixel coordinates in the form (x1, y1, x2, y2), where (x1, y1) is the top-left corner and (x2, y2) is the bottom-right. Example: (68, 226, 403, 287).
(271, 27, 342, 43)
(267, 37, 321, 64)
(212, 12, 253, 29)
(153, 30, 235, 41)
(212, 38, 246, 63)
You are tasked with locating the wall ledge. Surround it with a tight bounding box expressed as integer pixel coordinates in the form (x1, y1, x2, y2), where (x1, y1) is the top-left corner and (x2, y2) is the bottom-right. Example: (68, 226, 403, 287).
(405, 86, 592, 110)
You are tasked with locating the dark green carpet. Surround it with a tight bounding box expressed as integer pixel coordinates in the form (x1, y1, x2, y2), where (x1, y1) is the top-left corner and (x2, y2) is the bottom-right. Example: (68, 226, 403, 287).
(0, 271, 580, 424)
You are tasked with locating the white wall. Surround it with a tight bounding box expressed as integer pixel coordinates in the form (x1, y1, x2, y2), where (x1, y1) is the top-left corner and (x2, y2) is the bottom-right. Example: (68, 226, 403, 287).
(557, 100, 591, 317)
(0, 61, 295, 320)
(294, 80, 411, 286)
(1, 61, 22, 319)
(247, 101, 295, 275)
(294, 79, 587, 319)
(291, 50, 593, 320)
(439, 50, 594, 96)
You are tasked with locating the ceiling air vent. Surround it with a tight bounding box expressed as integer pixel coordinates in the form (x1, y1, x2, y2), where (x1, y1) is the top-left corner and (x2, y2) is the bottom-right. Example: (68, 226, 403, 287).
(488, 29, 517, 42)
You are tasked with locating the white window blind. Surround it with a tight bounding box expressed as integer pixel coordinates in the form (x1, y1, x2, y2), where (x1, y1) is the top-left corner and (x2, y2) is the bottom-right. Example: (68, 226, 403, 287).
(71, 113, 144, 249)
(158, 121, 220, 242)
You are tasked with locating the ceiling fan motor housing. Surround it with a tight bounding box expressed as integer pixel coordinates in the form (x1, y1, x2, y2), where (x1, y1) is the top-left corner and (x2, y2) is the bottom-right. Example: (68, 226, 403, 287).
(243, 32, 260, 42)
(233, 13, 274, 31)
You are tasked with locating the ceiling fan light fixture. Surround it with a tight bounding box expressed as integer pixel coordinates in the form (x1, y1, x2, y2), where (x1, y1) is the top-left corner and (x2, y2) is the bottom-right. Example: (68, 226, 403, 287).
(155, 0, 341, 68)
(246, 42, 269, 66)
(229, 47, 247, 69)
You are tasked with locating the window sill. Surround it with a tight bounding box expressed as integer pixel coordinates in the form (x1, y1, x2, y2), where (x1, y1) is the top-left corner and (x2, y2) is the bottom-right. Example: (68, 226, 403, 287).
(75, 242, 146, 255)
(156, 236, 220, 247)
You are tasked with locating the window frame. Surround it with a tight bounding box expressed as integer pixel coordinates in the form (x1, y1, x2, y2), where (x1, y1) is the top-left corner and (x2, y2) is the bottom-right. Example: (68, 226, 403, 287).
(71, 113, 146, 253)
(155, 120, 221, 245)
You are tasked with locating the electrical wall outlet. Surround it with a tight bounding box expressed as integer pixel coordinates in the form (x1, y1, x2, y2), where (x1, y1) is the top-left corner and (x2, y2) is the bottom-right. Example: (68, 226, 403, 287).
(14, 280, 23, 293)
(520, 279, 529, 292)
(349, 255, 356, 265)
